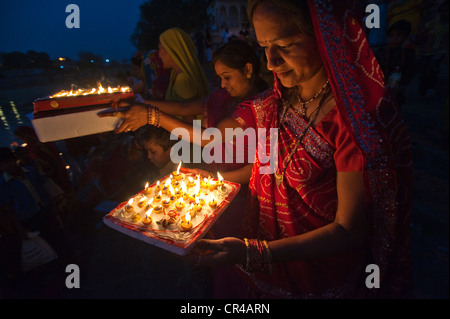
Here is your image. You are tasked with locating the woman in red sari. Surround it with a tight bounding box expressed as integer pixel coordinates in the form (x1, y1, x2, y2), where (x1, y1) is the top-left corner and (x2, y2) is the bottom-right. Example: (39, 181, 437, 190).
(194, 0, 413, 299)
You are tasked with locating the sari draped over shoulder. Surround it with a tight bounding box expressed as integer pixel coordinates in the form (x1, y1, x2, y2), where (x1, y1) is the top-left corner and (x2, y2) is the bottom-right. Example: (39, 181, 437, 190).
(235, 0, 413, 298)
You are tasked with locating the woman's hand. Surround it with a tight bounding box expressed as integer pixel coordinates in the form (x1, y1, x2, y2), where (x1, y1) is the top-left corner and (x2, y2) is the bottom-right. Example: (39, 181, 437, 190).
(116, 103, 148, 133)
(194, 237, 247, 267)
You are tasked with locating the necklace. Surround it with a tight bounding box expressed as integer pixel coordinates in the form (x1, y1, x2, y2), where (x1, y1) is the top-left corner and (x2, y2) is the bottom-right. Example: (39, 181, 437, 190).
(297, 80, 329, 118)
(274, 85, 330, 187)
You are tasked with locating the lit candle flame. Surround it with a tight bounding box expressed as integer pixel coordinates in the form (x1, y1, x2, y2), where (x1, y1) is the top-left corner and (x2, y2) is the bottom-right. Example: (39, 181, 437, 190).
(145, 182, 149, 189)
(217, 172, 223, 181)
(181, 181, 187, 193)
(127, 198, 134, 205)
(146, 207, 153, 217)
(49, 83, 131, 98)
(194, 183, 200, 195)
(186, 210, 191, 223)
(176, 161, 182, 174)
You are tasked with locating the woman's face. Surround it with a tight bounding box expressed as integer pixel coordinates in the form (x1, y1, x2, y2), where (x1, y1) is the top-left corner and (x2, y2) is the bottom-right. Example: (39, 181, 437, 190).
(158, 42, 174, 69)
(214, 60, 252, 98)
(252, 3, 323, 88)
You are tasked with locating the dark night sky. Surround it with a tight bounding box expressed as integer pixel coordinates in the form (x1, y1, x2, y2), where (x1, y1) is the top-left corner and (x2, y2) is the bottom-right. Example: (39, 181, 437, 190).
(0, 0, 145, 62)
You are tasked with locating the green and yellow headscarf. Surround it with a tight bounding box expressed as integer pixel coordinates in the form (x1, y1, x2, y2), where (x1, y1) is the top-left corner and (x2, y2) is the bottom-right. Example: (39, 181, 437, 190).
(159, 28, 210, 101)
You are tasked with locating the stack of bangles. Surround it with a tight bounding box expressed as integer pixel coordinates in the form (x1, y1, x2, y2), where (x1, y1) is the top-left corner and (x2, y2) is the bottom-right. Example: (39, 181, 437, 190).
(241, 238, 273, 274)
(147, 104, 161, 127)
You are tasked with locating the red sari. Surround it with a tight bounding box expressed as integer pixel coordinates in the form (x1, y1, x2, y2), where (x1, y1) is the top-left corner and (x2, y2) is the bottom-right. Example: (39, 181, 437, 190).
(231, 0, 413, 298)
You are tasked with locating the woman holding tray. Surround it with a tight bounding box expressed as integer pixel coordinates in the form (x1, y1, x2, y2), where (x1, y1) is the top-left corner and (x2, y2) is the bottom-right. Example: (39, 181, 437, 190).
(189, 0, 413, 299)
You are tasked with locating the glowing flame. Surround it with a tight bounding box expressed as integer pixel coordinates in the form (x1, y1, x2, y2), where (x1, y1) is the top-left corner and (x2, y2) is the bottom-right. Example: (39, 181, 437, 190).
(176, 161, 182, 174)
(217, 172, 223, 181)
(181, 181, 187, 193)
(146, 207, 153, 217)
(127, 198, 134, 206)
(185, 210, 191, 223)
(50, 83, 131, 98)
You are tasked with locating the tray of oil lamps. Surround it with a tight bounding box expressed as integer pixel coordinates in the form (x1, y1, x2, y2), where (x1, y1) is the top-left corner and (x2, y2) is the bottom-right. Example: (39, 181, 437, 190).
(33, 85, 133, 114)
(103, 171, 241, 256)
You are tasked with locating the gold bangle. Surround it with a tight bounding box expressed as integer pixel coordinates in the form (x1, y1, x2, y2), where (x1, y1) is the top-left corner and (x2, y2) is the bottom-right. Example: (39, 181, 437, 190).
(263, 240, 273, 274)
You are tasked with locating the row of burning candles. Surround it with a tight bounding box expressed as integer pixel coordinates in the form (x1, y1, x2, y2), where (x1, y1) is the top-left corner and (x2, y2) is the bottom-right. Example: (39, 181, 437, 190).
(122, 164, 224, 231)
(50, 83, 131, 98)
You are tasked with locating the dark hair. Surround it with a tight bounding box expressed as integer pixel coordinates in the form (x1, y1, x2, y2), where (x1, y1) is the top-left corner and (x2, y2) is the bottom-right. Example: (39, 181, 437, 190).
(137, 125, 178, 151)
(388, 20, 412, 38)
(247, 0, 314, 37)
(212, 40, 261, 74)
(0, 147, 15, 162)
(212, 39, 269, 92)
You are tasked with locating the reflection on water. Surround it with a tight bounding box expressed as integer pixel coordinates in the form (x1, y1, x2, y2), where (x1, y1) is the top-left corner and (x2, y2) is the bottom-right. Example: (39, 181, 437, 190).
(0, 86, 48, 147)
(0, 101, 32, 147)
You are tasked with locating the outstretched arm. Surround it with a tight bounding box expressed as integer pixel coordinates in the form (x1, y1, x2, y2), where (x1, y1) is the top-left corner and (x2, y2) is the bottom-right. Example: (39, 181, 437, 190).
(115, 99, 204, 133)
(195, 171, 368, 267)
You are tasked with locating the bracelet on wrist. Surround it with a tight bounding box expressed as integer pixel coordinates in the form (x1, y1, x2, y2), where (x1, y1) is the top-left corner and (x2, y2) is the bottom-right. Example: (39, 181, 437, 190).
(241, 238, 273, 274)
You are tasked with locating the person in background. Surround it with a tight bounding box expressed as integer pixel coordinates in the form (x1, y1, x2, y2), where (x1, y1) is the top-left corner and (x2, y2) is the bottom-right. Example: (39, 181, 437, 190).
(0, 147, 73, 263)
(136, 125, 180, 179)
(156, 27, 210, 122)
(74, 133, 155, 209)
(205, 28, 213, 62)
(14, 126, 72, 193)
(128, 51, 146, 96)
(373, 19, 416, 108)
(141, 50, 171, 101)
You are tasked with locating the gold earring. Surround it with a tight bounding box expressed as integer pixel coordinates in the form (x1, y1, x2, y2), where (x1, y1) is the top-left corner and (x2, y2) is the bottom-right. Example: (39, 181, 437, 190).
(247, 73, 252, 79)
